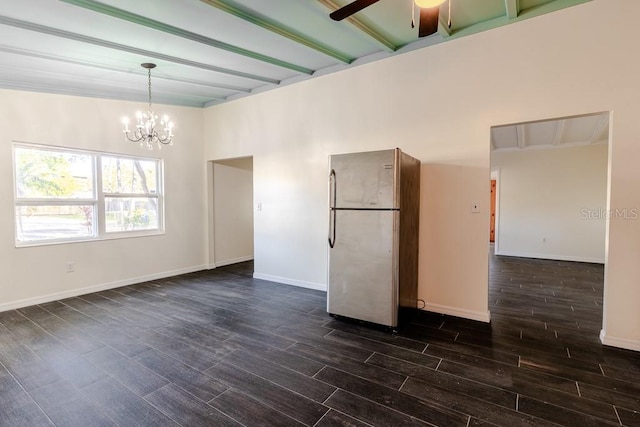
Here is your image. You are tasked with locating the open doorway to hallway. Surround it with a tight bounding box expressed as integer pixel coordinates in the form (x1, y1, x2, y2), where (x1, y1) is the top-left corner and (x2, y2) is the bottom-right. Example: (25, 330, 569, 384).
(208, 157, 254, 273)
(488, 112, 610, 342)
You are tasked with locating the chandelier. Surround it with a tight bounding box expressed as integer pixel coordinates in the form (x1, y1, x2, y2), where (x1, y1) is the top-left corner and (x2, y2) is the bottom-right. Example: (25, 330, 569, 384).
(122, 63, 174, 150)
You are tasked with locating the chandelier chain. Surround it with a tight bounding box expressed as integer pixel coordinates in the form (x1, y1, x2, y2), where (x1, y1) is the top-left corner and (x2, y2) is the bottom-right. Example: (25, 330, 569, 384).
(147, 67, 152, 110)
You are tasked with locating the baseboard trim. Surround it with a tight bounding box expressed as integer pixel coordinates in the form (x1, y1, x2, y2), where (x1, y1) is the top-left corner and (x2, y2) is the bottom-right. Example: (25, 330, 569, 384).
(253, 273, 326, 292)
(495, 250, 604, 264)
(423, 302, 491, 323)
(0, 264, 207, 313)
(212, 256, 254, 268)
(600, 329, 640, 352)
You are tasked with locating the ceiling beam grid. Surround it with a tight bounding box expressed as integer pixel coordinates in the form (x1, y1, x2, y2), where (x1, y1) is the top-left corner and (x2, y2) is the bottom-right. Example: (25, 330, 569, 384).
(516, 124, 527, 149)
(59, 0, 314, 74)
(437, 0, 452, 37)
(552, 119, 566, 145)
(505, 0, 519, 19)
(589, 114, 609, 144)
(0, 45, 252, 93)
(0, 15, 281, 85)
(200, 0, 353, 64)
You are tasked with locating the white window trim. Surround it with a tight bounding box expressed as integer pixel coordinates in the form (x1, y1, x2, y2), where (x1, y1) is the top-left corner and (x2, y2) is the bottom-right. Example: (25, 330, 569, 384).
(13, 142, 165, 247)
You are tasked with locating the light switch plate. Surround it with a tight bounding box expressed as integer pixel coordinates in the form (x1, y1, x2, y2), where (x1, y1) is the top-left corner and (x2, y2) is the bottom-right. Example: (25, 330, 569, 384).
(471, 202, 480, 213)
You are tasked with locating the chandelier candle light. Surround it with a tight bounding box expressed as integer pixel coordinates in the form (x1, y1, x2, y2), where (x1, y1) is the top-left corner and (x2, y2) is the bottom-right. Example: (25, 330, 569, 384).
(414, 0, 446, 7)
(122, 63, 174, 150)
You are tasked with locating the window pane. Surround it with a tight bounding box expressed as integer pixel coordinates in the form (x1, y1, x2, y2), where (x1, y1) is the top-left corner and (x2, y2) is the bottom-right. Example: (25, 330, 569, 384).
(15, 148, 94, 199)
(102, 157, 157, 194)
(105, 197, 159, 232)
(16, 205, 95, 242)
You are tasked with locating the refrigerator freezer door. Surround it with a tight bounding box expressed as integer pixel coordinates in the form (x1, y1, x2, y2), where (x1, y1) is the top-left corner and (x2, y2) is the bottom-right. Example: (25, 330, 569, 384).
(327, 209, 398, 327)
(330, 149, 397, 209)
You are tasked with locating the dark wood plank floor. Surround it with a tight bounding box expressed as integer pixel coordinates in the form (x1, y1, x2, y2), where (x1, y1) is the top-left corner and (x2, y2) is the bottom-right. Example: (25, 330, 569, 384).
(1, 254, 639, 426)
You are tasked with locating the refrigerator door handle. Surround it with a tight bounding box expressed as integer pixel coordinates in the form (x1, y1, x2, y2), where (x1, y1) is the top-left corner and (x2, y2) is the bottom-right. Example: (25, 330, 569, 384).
(328, 169, 337, 248)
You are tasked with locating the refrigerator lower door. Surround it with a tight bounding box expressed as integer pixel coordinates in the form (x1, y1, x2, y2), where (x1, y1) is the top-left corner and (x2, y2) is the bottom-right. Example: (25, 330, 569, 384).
(327, 209, 398, 327)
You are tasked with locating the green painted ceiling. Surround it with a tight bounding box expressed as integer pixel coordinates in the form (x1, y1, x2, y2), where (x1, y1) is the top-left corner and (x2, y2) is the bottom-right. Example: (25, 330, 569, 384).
(0, 0, 591, 107)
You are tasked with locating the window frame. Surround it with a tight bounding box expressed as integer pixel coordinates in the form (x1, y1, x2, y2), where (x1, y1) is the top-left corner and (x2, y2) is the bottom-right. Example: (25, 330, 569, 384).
(13, 142, 164, 247)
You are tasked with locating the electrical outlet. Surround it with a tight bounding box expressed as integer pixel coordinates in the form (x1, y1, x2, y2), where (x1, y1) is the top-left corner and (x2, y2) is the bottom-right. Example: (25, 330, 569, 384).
(66, 262, 75, 273)
(257, 202, 262, 212)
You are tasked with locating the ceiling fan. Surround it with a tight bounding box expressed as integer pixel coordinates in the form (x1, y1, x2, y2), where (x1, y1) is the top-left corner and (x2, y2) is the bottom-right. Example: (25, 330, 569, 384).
(329, 0, 447, 38)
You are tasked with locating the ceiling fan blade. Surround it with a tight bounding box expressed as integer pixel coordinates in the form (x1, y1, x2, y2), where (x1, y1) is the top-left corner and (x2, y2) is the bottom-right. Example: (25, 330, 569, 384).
(418, 6, 440, 37)
(330, 0, 380, 21)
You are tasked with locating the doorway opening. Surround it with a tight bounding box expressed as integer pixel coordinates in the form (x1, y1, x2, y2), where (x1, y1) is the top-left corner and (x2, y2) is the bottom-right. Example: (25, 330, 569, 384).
(488, 112, 610, 343)
(208, 157, 254, 273)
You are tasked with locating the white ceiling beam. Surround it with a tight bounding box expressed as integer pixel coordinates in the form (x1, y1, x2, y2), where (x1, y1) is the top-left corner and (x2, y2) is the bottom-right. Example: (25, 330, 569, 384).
(200, 0, 353, 64)
(505, 0, 519, 19)
(436, 0, 453, 37)
(589, 114, 609, 144)
(0, 45, 252, 93)
(516, 125, 527, 149)
(438, 15, 451, 37)
(318, 0, 397, 52)
(552, 120, 566, 146)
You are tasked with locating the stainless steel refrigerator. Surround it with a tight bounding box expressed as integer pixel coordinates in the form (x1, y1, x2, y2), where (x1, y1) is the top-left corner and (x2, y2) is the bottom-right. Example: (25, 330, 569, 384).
(327, 148, 420, 328)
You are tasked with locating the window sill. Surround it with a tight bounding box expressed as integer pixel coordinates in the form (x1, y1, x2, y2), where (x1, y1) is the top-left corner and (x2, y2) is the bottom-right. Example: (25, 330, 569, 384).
(15, 230, 166, 248)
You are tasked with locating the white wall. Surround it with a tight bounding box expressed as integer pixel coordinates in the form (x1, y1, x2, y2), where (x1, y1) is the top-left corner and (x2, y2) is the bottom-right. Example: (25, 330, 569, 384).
(203, 0, 640, 350)
(492, 144, 608, 263)
(212, 157, 254, 266)
(0, 89, 207, 310)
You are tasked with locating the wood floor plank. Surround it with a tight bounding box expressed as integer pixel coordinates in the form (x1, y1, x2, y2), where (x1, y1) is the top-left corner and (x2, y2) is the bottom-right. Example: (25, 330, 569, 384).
(79, 377, 178, 427)
(315, 409, 373, 427)
(517, 396, 620, 426)
(287, 342, 406, 389)
(278, 326, 375, 361)
(209, 389, 306, 427)
(29, 380, 116, 427)
(323, 389, 434, 427)
(324, 329, 439, 368)
(616, 407, 640, 426)
(221, 349, 336, 402)
(0, 368, 53, 427)
(17, 305, 104, 355)
(235, 345, 325, 377)
(30, 340, 107, 389)
(0, 344, 61, 391)
(145, 383, 241, 426)
(0, 309, 56, 348)
(400, 377, 556, 427)
(205, 361, 328, 425)
(365, 352, 517, 409)
(578, 382, 640, 412)
(323, 319, 428, 352)
(315, 366, 470, 426)
(83, 346, 169, 397)
(134, 348, 228, 402)
(437, 358, 580, 396)
(133, 330, 223, 371)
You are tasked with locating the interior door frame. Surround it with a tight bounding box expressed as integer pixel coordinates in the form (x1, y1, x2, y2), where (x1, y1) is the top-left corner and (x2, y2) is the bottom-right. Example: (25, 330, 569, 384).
(488, 111, 612, 344)
(206, 156, 255, 269)
(490, 168, 501, 254)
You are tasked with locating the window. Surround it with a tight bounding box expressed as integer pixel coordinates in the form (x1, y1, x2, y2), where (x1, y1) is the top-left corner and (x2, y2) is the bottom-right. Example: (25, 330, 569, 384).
(14, 144, 163, 245)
